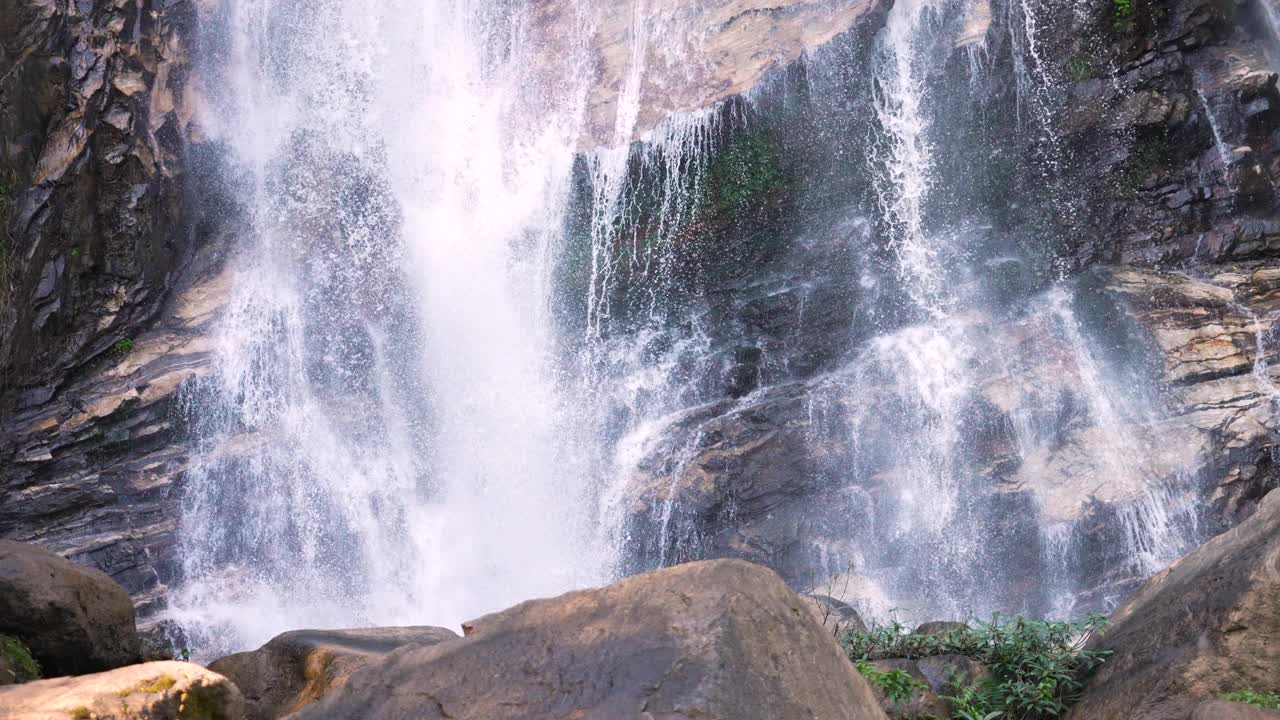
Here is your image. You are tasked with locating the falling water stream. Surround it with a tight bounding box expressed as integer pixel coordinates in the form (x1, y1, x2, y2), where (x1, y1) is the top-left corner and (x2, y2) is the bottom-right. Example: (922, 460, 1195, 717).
(172, 0, 1221, 654)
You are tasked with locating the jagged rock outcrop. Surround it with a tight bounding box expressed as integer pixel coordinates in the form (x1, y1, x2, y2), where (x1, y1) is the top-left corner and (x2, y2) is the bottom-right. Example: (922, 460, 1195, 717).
(208, 627, 459, 720)
(291, 560, 889, 720)
(0, 540, 140, 677)
(1065, 487, 1280, 720)
(605, 0, 1280, 615)
(532, 0, 889, 146)
(0, 0, 226, 615)
(0, 0, 205, 397)
(0, 660, 243, 720)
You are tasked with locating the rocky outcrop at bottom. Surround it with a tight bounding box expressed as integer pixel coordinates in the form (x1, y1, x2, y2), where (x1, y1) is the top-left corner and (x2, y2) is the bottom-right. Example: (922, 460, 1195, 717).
(1191, 700, 1280, 720)
(0, 541, 140, 677)
(291, 559, 889, 720)
(1065, 488, 1280, 720)
(0, 660, 243, 720)
(208, 626, 459, 720)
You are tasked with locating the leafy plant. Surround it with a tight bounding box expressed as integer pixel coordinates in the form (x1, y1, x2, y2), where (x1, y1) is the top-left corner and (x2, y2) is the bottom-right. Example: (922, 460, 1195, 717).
(842, 614, 1110, 720)
(855, 658, 928, 710)
(1112, 0, 1136, 31)
(945, 676, 1003, 720)
(114, 337, 136, 355)
(1220, 690, 1280, 709)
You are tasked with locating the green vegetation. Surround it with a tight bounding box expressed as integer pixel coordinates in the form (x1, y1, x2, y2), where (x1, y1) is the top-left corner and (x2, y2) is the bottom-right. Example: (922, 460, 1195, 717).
(1118, 133, 1169, 193)
(1112, 0, 1136, 32)
(68, 707, 91, 720)
(1220, 690, 1280, 710)
(119, 673, 178, 696)
(855, 658, 927, 711)
(114, 337, 136, 355)
(1066, 55, 1093, 82)
(1, 634, 42, 683)
(178, 682, 223, 720)
(706, 127, 786, 214)
(842, 614, 1110, 720)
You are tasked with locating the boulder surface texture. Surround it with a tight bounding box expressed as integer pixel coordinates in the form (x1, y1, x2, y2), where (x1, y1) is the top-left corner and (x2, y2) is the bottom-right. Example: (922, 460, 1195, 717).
(291, 559, 889, 720)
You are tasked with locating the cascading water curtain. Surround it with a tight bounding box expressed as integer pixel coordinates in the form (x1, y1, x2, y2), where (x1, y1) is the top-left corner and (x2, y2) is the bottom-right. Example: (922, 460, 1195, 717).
(172, 0, 612, 657)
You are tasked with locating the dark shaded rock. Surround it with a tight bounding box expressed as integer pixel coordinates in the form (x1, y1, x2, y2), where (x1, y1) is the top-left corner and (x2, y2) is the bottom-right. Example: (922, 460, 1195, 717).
(0, 540, 141, 677)
(208, 626, 459, 720)
(911, 621, 969, 638)
(1065, 489, 1280, 720)
(292, 560, 889, 720)
(0, 660, 243, 720)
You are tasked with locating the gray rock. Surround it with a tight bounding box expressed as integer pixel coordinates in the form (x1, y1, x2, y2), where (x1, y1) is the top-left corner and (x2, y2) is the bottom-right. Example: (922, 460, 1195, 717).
(292, 560, 888, 720)
(208, 626, 459, 720)
(0, 541, 141, 676)
(1066, 489, 1280, 720)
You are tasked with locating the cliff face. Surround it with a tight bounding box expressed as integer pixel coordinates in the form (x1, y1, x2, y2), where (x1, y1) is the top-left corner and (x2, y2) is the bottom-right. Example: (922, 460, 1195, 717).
(0, 0, 219, 614)
(0, 0, 1277, 624)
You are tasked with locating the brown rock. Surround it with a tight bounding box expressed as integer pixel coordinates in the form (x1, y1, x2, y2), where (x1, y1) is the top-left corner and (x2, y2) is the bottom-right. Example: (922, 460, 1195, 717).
(1191, 700, 1280, 720)
(1066, 489, 1280, 720)
(0, 660, 243, 720)
(0, 541, 141, 676)
(208, 626, 458, 720)
(292, 559, 889, 720)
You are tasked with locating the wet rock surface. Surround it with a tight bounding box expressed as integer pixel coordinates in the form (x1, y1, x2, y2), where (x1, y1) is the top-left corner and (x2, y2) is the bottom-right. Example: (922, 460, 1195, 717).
(0, 540, 141, 677)
(0, 0, 1276, 634)
(290, 560, 889, 720)
(1065, 488, 1280, 720)
(208, 626, 460, 720)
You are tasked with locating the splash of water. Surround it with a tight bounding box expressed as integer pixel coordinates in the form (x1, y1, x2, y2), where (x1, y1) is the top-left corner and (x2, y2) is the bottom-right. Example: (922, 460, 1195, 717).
(173, 0, 607, 656)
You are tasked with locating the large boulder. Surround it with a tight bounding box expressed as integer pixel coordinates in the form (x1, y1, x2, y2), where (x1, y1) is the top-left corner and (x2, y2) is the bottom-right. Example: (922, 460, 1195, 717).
(0, 660, 242, 720)
(291, 559, 889, 720)
(208, 626, 459, 720)
(0, 541, 141, 676)
(1066, 489, 1280, 720)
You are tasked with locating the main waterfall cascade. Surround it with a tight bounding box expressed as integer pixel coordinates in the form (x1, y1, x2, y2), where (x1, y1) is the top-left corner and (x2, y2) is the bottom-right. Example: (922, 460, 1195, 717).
(172, 0, 1233, 654)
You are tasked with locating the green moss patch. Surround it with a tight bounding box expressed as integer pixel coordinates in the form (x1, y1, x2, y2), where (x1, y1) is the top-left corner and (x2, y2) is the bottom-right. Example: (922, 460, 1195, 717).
(1220, 690, 1280, 710)
(117, 673, 178, 697)
(1, 634, 42, 682)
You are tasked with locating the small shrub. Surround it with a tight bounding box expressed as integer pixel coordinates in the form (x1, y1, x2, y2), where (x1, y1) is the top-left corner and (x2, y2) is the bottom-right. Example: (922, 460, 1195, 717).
(842, 614, 1110, 720)
(854, 658, 927, 710)
(1220, 690, 1280, 709)
(114, 337, 135, 355)
(1112, 0, 1136, 31)
(68, 707, 90, 720)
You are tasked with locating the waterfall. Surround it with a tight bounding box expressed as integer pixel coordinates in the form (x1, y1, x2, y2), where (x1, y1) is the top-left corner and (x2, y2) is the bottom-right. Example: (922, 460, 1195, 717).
(1261, 0, 1280, 69)
(169, 0, 1224, 654)
(172, 0, 608, 656)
